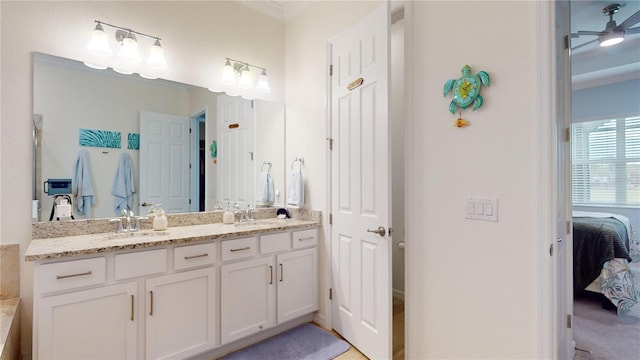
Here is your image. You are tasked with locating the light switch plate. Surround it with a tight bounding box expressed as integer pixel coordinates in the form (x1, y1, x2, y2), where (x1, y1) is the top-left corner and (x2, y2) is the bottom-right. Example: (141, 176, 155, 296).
(465, 197, 498, 222)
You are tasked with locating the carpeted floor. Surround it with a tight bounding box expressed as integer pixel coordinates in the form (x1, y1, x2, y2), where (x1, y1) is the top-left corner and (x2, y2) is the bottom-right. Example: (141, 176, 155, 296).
(573, 263, 640, 360)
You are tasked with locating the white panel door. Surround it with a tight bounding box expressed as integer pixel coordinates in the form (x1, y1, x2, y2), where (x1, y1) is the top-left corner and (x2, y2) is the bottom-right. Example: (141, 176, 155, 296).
(217, 95, 255, 208)
(145, 268, 216, 360)
(330, 3, 391, 359)
(555, 0, 573, 358)
(139, 111, 190, 214)
(38, 282, 138, 359)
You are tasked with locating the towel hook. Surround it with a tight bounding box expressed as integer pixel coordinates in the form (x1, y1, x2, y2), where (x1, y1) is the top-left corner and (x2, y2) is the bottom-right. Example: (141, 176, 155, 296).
(261, 161, 272, 171)
(291, 157, 304, 171)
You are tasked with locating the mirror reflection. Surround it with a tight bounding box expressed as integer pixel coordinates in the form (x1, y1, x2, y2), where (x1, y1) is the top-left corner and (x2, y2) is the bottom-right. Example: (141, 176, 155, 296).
(33, 53, 285, 222)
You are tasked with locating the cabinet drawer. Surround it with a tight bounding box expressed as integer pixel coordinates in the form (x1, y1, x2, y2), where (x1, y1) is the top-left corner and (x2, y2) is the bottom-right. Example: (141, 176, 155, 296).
(174, 242, 216, 271)
(221, 237, 257, 262)
(260, 232, 290, 254)
(292, 228, 318, 249)
(38, 257, 106, 294)
(115, 249, 167, 280)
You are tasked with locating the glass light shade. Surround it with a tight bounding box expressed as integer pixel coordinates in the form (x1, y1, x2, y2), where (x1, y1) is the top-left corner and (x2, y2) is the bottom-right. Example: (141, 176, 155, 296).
(118, 33, 141, 63)
(112, 67, 134, 75)
(221, 59, 236, 85)
(87, 23, 112, 57)
(83, 61, 108, 70)
(147, 39, 167, 68)
(256, 70, 271, 93)
(600, 32, 624, 47)
(238, 66, 253, 89)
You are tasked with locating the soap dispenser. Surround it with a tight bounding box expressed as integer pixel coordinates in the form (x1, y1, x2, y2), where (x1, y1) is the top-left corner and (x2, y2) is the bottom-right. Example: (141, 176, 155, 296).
(153, 204, 168, 231)
(223, 205, 235, 224)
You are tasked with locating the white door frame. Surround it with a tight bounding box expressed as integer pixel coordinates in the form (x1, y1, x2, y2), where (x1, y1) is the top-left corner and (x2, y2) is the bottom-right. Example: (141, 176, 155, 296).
(535, 1, 572, 358)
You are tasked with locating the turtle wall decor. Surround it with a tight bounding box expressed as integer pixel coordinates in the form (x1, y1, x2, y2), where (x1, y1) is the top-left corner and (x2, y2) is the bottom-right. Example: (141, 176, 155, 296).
(443, 65, 490, 127)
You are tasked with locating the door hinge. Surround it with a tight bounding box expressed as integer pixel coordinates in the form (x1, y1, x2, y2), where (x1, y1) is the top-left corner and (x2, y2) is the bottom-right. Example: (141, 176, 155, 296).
(329, 64, 333, 76)
(251, 100, 254, 108)
(389, 227, 393, 236)
(189, 199, 192, 204)
(329, 213, 333, 225)
(329, 288, 333, 300)
(563, 35, 569, 50)
(566, 220, 571, 235)
(567, 314, 572, 328)
(564, 127, 570, 142)
(189, 127, 192, 133)
(189, 163, 192, 169)
(326, 137, 333, 150)
(549, 243, 554, 256)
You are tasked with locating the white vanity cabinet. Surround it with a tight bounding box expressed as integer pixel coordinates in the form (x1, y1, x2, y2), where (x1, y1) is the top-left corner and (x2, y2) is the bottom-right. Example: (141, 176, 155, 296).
(220, 229, 318, 345)
(35, 257, 138, 359)
(31, 223, 319, 360)
(37, 282, 138, 359)
(145, 267, 216, 360)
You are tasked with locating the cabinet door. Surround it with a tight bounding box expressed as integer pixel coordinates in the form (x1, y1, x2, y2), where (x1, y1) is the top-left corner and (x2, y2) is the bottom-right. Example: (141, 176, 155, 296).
(145, 267, 216, 360)
(220, 257, 275, 344)
(38, 282, 137, 359)
(277, 247, 318, 323)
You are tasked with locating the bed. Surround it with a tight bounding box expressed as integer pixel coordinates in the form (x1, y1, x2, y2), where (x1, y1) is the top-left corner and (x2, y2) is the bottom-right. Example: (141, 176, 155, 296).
(572, 211, 640, 312)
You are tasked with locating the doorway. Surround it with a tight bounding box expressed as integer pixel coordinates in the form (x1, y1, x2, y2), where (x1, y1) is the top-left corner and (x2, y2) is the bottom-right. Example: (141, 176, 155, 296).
(191, 111, 207, 212)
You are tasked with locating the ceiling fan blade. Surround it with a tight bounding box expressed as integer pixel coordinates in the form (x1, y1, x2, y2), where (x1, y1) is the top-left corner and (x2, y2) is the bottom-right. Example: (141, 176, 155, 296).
(614, 10, 640, 31)
(571, 38, 598, 51)
(625, 27, 640, 34)
(576, 30, 604, 36)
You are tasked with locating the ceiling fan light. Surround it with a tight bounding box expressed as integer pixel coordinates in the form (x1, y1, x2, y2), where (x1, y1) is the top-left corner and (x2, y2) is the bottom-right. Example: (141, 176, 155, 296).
(599, 31, 624, 47)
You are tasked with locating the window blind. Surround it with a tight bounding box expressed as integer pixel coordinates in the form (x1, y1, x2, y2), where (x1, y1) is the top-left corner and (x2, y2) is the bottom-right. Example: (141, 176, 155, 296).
(571, 116, 640, 206)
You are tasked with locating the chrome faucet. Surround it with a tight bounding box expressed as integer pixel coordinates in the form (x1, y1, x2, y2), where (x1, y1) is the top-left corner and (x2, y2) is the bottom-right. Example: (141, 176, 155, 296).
(121, 209, 134, 232)
(245, 204, 254, 222)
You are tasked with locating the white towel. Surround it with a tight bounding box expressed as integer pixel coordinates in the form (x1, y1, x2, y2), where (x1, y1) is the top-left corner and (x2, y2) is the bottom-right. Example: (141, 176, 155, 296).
(111, 153, 135, 215)
(287, 169, 304, 208)
(72, 149, 95, 218)
(256, 171, 275, 204)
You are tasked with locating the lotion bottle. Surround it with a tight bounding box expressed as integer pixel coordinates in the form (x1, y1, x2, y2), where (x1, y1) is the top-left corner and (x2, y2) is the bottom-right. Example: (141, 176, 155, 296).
(153, 205, 168, 231)
(223, 206, 235, 224)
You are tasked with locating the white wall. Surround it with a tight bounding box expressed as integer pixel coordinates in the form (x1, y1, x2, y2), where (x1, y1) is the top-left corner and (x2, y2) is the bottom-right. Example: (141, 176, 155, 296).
(572, 79, 640, 122)
(1, 2, 284, 357)
(405, 1, 542, 358)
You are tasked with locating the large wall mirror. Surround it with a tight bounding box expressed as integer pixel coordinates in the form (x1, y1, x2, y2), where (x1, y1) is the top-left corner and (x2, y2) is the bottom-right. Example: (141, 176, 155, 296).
(33, 52, 285, 222)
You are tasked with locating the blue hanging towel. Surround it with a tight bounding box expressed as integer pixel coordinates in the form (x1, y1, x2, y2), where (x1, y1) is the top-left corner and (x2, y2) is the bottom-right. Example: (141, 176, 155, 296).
(72, 149, 95, 218)
(111, 153, 135, 215)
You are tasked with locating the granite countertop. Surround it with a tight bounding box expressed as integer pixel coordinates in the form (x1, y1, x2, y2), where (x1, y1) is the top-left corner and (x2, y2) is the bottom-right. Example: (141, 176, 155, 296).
(25, 218, 319, 262)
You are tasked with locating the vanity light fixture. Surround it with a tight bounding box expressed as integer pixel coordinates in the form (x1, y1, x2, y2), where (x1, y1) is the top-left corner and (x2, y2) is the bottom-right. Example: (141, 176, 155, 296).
(221, 58, 270, 93)
(85, 20, 167, 70)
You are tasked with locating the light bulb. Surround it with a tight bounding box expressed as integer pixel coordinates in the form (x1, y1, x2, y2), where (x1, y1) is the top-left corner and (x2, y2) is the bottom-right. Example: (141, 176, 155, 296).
(87, 23, 112, 57)
(600, 31, 624, 47)
(256, 69, 270, 93)
(147, 39, 167, 68)
(221, 59, 236, 85)
(238, 65, 253, 89)
(118, 32, 141, 63)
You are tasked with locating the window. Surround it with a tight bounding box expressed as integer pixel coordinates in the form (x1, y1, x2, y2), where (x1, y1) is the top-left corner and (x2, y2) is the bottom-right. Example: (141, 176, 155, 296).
(572, 116, 640, 206)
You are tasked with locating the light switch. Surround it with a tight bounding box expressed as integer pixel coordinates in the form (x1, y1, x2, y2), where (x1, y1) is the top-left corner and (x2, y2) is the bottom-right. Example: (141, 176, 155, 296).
(464, 196, 498, 222)
(484, 202, 493, 216)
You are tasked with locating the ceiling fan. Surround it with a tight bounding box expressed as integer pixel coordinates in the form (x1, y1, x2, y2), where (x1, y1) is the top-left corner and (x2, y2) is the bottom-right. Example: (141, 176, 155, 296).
(571, 3, 640, 50)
